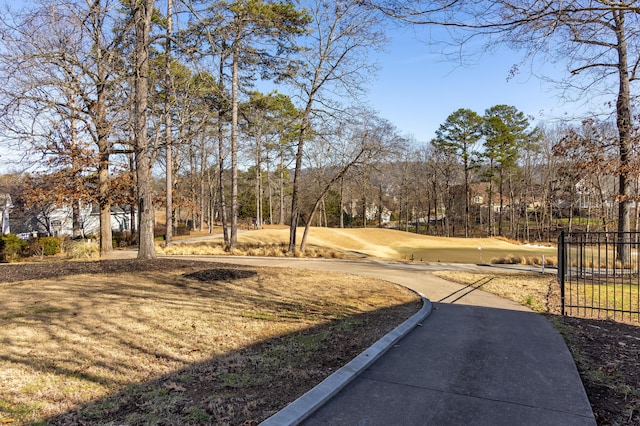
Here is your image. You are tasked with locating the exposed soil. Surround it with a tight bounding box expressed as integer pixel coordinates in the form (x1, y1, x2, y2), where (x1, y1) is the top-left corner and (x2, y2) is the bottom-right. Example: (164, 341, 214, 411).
(0, 258, 214, 282)
(551, 315, 640, 425)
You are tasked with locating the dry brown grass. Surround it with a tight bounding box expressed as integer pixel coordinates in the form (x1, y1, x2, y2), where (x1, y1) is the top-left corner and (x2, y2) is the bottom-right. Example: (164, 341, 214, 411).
(160, 227, 557, 263)
(432, 270, 561, 313)
(0, 260, 420, 425)
(490, 254, 558, 266)
(157, 240, 345, 259)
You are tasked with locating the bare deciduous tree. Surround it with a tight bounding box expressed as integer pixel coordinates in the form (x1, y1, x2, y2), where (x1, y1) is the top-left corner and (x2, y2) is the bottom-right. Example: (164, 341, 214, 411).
(132, 0, 156, 259)
(287, 0, 386, 253)
(0, 0, 129, 255)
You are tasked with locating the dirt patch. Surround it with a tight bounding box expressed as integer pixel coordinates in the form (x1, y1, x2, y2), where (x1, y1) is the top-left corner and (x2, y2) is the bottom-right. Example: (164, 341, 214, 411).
(184, 268, 258, 281)
(0, 258, 213, 282)
(551, 316, 640, 425)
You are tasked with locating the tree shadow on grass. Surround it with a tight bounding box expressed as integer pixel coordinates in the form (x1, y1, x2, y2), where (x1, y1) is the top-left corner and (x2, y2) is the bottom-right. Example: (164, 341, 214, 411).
(0, 259, 421, 425)
(40, 303, 420, 426)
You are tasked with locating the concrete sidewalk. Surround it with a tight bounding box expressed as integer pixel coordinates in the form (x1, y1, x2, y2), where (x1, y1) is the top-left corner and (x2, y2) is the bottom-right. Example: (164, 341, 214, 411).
(298, 302, 595, 425)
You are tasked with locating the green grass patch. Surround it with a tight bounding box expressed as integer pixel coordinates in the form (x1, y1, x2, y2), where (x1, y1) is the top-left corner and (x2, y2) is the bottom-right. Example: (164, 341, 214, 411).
(0, 398, 42, 422)
(293, 331, 330, 351)
(241, 311, 278, 320)
(565, 282, 640, 322)
(397, 246, 556, 264)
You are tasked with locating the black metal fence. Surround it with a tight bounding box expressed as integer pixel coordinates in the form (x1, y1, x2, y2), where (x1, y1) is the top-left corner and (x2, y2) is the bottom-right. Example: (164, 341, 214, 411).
(558, 231, 640, 322)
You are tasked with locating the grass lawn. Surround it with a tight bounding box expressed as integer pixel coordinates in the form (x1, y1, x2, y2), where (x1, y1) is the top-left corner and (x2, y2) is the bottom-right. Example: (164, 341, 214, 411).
(161, 227, 558, 264)
(0, 259, 420, 425)
(3, 227, 638, 425)
(564, 281, 640, 323)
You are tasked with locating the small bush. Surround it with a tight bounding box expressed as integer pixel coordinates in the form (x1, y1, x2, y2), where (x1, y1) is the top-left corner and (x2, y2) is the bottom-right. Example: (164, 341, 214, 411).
(153, 225, 165, 238)
(1, 233, 28, 262)
(113, 231, 134, 247)
(68, 240, 99, 259)
(153, 224, 191, 238)
(491, 254, 558, 266)
(38, 237, 61, 256)
(491, 254, 526, 265)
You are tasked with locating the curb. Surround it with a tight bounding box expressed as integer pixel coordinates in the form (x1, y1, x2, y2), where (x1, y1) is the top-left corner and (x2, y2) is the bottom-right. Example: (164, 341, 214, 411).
(260, 295, 433, 426)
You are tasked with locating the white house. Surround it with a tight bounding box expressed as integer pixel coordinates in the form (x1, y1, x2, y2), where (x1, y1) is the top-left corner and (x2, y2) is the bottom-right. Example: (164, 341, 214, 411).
(344, 200, 392, 224)
(28, 203, 135, 238)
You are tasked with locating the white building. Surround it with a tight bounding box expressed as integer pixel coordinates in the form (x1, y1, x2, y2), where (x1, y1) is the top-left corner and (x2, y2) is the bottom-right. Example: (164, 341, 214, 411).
(28, 204, 135, 238)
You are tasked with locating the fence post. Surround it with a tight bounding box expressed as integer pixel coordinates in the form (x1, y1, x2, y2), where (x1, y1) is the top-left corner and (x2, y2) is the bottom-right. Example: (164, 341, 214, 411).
(558, 230, 566, 316)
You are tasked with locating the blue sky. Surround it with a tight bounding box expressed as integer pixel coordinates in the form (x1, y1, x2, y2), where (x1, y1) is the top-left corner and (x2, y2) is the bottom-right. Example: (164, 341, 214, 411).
(366, 25, 596, 143)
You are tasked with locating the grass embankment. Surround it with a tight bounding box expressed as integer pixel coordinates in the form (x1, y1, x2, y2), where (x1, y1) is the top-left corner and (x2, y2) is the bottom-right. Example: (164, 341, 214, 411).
(0, 259, 420, 425)
(160, 227, 558, 264)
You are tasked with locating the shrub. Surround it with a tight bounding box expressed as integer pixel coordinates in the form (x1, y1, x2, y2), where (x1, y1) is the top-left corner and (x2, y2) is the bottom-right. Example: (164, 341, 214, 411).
(39, 237, 61, 256)
(68, 240, 99, 259)
(153, 224, 165, 239)
(175, 223, 191, 236)
(1, 233, 28, 262)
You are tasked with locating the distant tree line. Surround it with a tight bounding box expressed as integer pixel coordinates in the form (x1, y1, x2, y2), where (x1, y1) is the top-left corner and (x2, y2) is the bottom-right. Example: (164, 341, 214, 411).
(3, 108, 637, 245)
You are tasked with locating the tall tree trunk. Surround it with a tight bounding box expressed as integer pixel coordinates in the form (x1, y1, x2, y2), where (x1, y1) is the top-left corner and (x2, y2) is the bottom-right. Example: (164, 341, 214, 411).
(614, 10, 632, 264)
(98, 140, 112, 253)
(72, 200, 82, 239)
(199, 135, 206, 231)
(498, 168, 504, 236)
(377, 183, 383, 228)
(464, 160, 470, 238)
(70, 105, 83, 239)
(87, 0, 113, 255)
(96, 79, 112, 253)
(289, 103, 313, 253)
(208, 167, 216, 233)
(339, 177, 345, 228)
(164, 0, 173, 247)
(267, 161, 273, 225)
(255, 135, 262, 228)
(279, 153, 285, 225)
(228, 39, 240, 249)
(217, 59, 229, 246)
(487, 161, 494, 237)
(133, 0, 156, 259)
